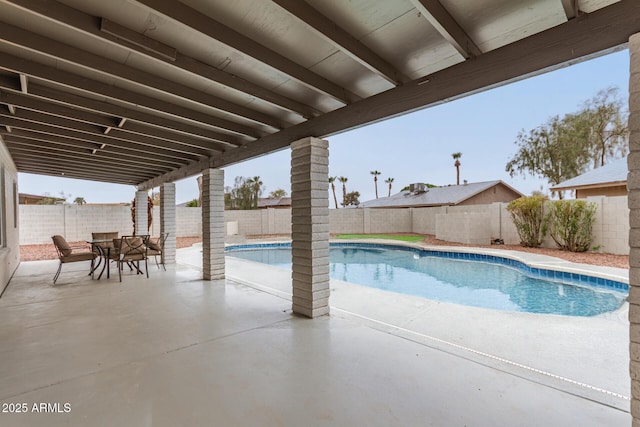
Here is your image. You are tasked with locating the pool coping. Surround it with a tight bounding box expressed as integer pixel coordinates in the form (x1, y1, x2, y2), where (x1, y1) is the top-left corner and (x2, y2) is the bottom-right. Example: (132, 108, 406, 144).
(225, 238, 629, 294)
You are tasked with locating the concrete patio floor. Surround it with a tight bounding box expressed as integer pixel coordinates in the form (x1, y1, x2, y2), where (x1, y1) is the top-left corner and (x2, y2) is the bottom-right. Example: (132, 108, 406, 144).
(0, 245, 631, 426)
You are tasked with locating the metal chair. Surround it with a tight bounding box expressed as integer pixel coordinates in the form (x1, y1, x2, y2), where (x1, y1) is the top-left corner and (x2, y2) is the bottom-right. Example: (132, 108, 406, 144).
(51, 235, 97, 284)
(117, 235, 149, 282)
(145, 233, 168, 270)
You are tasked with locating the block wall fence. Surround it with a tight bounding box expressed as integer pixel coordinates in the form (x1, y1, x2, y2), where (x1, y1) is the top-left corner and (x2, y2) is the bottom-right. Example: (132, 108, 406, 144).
(19, 196, 630, 255)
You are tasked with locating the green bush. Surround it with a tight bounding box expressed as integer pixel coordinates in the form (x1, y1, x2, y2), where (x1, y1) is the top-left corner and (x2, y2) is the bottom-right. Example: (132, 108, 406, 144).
(506, 196, 547, 247)
(545, 200, 597, 252)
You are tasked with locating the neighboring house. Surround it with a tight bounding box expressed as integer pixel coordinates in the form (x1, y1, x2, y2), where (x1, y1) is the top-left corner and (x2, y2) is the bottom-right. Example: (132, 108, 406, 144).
(18, 193, 65, 205)
(257, 197, 291, 209)
(550, 158, 627, 198)
(360, 180, 523, 208)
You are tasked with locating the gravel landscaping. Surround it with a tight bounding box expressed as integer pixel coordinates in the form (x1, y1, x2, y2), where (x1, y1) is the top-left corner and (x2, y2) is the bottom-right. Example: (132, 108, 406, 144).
(19, 234, 628, 269)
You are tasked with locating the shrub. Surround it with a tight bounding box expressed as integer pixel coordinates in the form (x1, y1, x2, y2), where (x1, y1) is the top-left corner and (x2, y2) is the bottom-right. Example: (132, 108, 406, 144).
(506, 196, 547, 247)
(545, 200, 597, 252)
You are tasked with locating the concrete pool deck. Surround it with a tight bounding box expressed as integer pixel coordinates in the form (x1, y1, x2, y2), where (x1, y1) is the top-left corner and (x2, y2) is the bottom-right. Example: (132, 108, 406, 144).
(0, 242, 630, 426)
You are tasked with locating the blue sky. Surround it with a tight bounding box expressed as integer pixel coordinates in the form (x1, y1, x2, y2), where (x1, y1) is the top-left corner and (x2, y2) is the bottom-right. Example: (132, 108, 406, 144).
(18, 49, 630, 205)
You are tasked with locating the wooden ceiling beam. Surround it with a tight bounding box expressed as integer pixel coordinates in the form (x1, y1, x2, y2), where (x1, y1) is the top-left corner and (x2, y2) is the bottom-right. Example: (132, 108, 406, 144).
(4, 137, 174, 172)
(0, 109, 213, 158)
(271, 0, 408, 85)
(24, 84, 245, 147)
(2, 0, 320, 119)
(13, 158, 153, 182)
(0, 51, 263, 139)
(0, 21, 285, 130)
(16, 164, 147, 185)
(561, 0, 580, 20)
(410, 0, 481, 58)
(2, 130, 186, 168)
(7, 145, 170, 176)
(134, 0, 359, 105)
(0, 90, 227, 152)
(0, 117, 201, 163)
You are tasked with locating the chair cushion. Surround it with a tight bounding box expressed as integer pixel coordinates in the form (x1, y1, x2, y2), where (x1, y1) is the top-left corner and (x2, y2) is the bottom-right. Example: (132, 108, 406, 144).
(61, 252, 96, 263)
(147, 240, 162, 252)
(93, 232, 118, 240)
(120, 237, 145, 258)
(52, 235, 72, 256)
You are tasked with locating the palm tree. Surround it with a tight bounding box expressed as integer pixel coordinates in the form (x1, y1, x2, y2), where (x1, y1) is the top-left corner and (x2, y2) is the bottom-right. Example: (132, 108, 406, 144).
(73, 196, 86, 205)
(370, 170, 381, 198)
(247, 176, 263, 209)
(384, 177, 394, 197)
(338, 176, 348, 207)
(452, 152, 462, 185)
(328, 177, 339, 209)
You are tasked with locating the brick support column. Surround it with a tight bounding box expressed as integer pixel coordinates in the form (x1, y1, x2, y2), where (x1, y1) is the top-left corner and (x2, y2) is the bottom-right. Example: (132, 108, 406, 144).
(629, 33, 640, 425)
(134, 190, 148, 235)
(160, 183, 176, 264)
(202, 168, 225, 281)
(291, 137, 330, 318)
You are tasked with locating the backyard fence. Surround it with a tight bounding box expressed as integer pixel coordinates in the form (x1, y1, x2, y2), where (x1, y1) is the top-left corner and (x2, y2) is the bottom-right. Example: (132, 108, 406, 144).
(19, 196, 629, 255)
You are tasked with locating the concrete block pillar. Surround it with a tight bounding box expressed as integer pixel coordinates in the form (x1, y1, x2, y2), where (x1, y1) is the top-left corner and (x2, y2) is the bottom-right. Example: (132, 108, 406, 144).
(160, 183, 176, 264)
(134, 190, 148, 235)
(291, 137, 330, 318)
(629, 32, 640, 425)
(202, 168, 225, 281)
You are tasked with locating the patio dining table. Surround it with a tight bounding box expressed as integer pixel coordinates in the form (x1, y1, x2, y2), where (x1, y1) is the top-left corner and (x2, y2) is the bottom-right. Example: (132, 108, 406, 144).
(87, 239, 115, 280)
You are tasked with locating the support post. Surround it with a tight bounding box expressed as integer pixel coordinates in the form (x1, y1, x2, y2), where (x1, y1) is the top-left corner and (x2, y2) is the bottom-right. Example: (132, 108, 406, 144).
(160, 182, 176, 264)
(134, 190, 148, 235)
(290, 137, 330, 318)
(629, 32, 640, 425)
(202, 168, 225, 280)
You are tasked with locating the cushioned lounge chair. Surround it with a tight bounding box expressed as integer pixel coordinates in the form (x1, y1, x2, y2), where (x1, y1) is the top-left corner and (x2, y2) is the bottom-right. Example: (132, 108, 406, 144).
(145, 233, 168, 271)
(51, 235, 97, 284)
(117, 235, 149, 282)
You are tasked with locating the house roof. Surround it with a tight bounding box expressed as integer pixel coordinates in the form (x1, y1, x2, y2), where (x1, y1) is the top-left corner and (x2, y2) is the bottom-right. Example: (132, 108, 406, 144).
(360, 180, 522, 208)
(258, 197, 291, 208)
(550, 158, 628, 191)
(0, 1, 637, 188)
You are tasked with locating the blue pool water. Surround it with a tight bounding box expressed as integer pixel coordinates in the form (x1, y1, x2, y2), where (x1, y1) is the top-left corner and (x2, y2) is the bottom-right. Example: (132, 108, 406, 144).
(227, 245, 627, 317)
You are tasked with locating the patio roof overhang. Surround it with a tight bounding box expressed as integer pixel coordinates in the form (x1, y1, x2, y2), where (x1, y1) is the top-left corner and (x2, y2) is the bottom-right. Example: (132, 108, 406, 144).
(0, 0, 638, 189)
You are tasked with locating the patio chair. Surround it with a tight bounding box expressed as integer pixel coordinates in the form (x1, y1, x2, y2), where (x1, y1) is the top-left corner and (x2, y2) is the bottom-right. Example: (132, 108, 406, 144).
(117, 235, 149, 282)
(145, 233, 168, 271)
(51, 235, 97, 284)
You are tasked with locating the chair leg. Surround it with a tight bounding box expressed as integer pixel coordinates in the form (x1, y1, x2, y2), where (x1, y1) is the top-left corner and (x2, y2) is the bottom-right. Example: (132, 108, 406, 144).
(53, 262, 62, 284)
(145, 258, 149, 278)
(118, 261, 122, 282)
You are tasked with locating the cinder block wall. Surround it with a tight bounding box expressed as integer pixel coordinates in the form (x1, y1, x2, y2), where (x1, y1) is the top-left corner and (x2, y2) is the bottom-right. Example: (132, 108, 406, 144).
(19, 196, 630, 254)
(436, 212, 491, 245)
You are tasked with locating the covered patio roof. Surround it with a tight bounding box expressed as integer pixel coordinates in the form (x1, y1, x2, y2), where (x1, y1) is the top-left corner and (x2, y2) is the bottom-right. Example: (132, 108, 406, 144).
(0, 0, 638, 188)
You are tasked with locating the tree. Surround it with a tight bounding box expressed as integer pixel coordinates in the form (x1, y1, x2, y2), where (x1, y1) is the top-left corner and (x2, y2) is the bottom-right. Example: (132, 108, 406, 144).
(506, 87, 628, 198)
(268, 189, 287, 199)
(185, 199, 198, 207)
(247, 176, 263, 209)
(385, 177, 394, 197)
(506, 113, 592, 199)
(581, 87, 628, 168)
(73, 197, 86, 205)
(338, 176, 348, 207)
(370, 170, 381, 198)
(225, 176, 258, 210)
(328, 177, 339, 209)
(452, 152, 462, 185)
(342, 191, 360, 207)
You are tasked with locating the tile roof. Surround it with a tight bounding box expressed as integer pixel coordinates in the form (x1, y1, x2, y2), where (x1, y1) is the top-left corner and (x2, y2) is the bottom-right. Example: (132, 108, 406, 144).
(550, 158, 627, 190)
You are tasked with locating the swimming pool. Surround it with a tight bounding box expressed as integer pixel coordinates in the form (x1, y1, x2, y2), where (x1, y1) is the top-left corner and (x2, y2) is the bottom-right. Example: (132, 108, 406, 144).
(226, 243, 628, 317)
